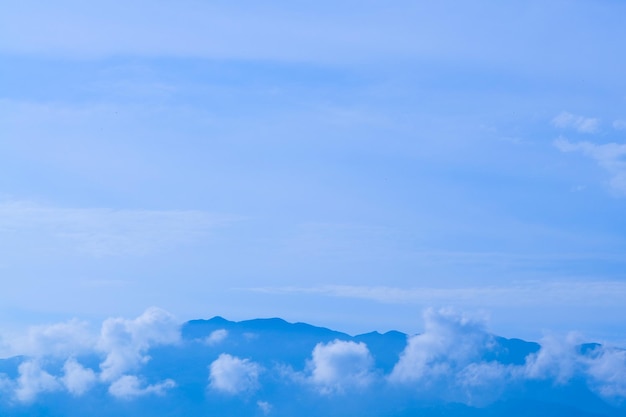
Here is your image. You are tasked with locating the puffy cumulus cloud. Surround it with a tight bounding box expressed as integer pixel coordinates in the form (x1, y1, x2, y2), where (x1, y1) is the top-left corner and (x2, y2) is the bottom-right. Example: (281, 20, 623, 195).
(61, 358, 97, 396)
(554, 138, 626, 194)
(14, 360, 61, 403)
(108, 375, 176, 399)
(209, 354, 262, 395)
(387, 309, 518, 406)
(552, 111, 599, 133)
(385, 310, 626, 406)
(204, 329, 228, 346)
(97, 307, 180, 382)
(305, 340, 374, 395)
(0, 308, 182, 403)
(390, 308, 493, 384)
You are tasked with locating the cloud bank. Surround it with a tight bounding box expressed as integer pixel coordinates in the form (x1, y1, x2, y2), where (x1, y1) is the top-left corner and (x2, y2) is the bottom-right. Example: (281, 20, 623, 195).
(1, 307, 625, 414)
(0, 307, 181, 403)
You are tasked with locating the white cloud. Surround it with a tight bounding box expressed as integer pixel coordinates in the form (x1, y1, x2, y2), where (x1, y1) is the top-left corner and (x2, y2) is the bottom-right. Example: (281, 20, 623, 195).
(521, 334, 626, 401)
(257, 400, 272, 415)
(108, 375, 176, 399)
(552, 111, 599, 133)
(98, 307, 180, 382)
(402, 312, 626, 403)
(586, 346, 626, 399)
(204, 329, 228, 346)
(523, 333, 583, 384)
(0, 200, 232, 257)
(305, 340, 374, 394)
(554, 137, 626, 194)
(14, 360, 61, 403)
(455, 361, 514, 406)
(0, 309, 182, 402)
(384, 309, 626, 405)
(613, 120, 626, 130)
(242, 280, 626, 308)
(208, 354, 262, 395)
(389, 308, 493, 384)
(62, 358, 97, 396)
(9, 319, 96, 359)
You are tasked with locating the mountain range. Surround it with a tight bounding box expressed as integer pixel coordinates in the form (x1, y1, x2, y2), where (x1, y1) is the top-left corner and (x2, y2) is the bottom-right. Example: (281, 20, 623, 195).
(0, 310, 624, 416)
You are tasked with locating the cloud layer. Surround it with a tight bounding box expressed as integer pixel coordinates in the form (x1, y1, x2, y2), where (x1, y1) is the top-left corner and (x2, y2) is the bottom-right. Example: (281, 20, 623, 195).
(0, 307, 181, 403)
(1, 307, 625, 414)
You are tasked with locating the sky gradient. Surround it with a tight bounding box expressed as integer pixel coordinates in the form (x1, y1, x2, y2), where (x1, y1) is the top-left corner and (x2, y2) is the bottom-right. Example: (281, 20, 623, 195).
(2, 0, 626, 343)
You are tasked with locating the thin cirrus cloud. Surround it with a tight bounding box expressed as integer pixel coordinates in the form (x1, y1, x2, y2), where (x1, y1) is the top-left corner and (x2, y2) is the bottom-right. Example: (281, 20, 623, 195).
(241, 281, 626, 307)
(2, 0, 624, 83)
(0, 200, 235, 257)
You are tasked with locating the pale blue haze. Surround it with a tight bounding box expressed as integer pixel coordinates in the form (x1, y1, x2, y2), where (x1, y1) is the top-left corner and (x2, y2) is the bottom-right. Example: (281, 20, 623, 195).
(1, 0, 626, 345)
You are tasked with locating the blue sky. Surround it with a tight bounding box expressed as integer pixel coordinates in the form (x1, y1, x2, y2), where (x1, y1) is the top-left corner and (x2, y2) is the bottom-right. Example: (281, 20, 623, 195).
(1, 0, 626, 343)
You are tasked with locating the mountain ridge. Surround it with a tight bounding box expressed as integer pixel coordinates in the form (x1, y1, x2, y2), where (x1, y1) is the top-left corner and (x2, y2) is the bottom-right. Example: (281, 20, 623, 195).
(0, 313, 624, 417)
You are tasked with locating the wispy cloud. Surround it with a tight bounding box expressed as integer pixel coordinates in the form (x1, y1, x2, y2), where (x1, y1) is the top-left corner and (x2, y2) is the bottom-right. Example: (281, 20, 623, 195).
(240, 281, 626, 307)
(613, 120, 626, 131)
(0, 200, 234, 257)
(552, 111, 600, 133)
(554, 138, 626, 194)
(108, 376, 176, 399)
(203, 329, 228, 346)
